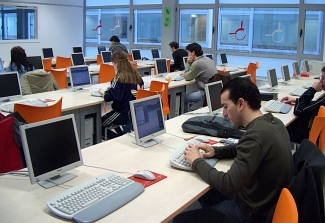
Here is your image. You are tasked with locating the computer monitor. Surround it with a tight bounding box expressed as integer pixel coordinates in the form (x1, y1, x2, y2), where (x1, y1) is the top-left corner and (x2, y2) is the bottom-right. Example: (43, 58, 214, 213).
(71, 53, 85, 66)
(238, 74, 252, 82)
(267, 68, 278, 91)
(0, 72, 21, 102)
(27, 56, 43, 69)
(131, 49, 142, 61)
(206, 54, 213, 60)
(101, 51, 112, 63)
(155, 58, 168, 76)
(281, 65, 291, 85)
(42, 48, 54, 58)
(0, 58, 4, 72)
(302, 59, 310, 73)
(97, 46, 106, 55)
(151, 48, 160, 59)
(72, 46, 83, 53)
(68, 65, 92, 91)
(292, 61, 300, 78)
(183, 56, 188, 66)
(129, 94, 166, 148)
(20, 114, 83, 188)
(205, 80, 223, 115)
(219, 53, 228, 65)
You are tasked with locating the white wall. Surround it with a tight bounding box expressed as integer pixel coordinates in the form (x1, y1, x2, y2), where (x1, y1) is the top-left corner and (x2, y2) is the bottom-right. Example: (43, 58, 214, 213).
(0, 0, 83, 65)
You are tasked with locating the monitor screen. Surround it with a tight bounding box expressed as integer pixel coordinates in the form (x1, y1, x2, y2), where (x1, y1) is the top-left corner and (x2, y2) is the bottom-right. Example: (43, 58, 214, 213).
(130, 95, 166, 148)
(219, 53, 228, 65)
(42, 48, 54, 58)
(20, 114, 83, 188)
(97, 46, 106, 55)
(205, 80, 223, 115)
(132, 49, 142, 61)
(302, 60, 310, 73)
(69, 65, 92, 90)
(281, 65, 291, 84)
(151, 49, 160, 59)
(71, 53, 85, 66)
(206, 54, 213, 60)
(238, 74, 252, 82)
(101, 51, 112, 63)
(155, 58, 168, 75)
(27, 56, 43, 69)
(0, 72, 21, 101)
(0, 58, 3, 72)
(267, 68, 278, 91)
(292, 61, 300, 78)
(73, 46, 83, 53)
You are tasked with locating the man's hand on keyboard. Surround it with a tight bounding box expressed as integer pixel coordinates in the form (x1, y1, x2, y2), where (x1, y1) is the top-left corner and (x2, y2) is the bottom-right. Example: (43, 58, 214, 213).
(280, 96, 297, 105)
(184, 143, 215, 164)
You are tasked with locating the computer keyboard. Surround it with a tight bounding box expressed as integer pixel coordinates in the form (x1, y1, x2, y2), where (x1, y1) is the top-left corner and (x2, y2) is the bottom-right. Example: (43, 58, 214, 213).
(303, 82, 313, 89)
(89, 89, 103, 97)
(169, 139, 218, 171)
(143, 82, 150, 89)
(264, 100, 292, 114)
(0, 98, 48, 113)
(47, 172, 144, 223)
(290, 88, 306, 96)
(164, 73, 184, 81)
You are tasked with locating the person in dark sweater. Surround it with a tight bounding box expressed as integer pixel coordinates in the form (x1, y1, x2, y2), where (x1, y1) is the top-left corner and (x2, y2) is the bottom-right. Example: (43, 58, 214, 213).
(169, 41, 188, 72)
(174, 78, 293, 223)
(109, 35, 128, 55)
(280, 66, 325, 144)
(99, 51, 143, 139)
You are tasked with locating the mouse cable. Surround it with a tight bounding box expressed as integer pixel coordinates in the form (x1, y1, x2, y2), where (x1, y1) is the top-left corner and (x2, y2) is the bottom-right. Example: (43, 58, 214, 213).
(83, 164, 133, 175)
(165, 132, 184, 139)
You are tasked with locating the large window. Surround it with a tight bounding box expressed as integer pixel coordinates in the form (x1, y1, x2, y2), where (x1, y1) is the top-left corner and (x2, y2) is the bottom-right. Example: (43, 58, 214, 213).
(303, 10, 324, 56)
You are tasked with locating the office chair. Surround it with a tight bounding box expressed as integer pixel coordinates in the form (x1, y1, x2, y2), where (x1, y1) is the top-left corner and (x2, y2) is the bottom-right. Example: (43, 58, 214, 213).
(56, 56, 72, 69)
(96, 54, 103, 65)
(50, 68, 68, 89)
(127, 54, 133, 61)
(272, 188, 298, 223)
(246, 62, 259, 84)
(42, 58, 53, 72)
(99, 63, 115, 83)
(14, 97, 63, 124)
(130, 61, 138, 69)
(149, 80, 170, 115)
(309, 105, 325, 152)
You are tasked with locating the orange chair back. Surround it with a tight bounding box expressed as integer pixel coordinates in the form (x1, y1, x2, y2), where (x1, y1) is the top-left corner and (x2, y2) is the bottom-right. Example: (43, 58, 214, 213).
(97, 54, 103, 65)
(127, 54, 133, 61)
(150, 80, 170, 115)
(50, 68, 67, 89)
(246, 62, 259, 84)
(309, 105, 325, 152)
(56, 56, 72, 69)
(131, 61, 138, 69)
(42, 58, 52, 72)
(14, 97, 63, 124)
(99, 63, 116, 83)
(272, 188, 298, 223)
(136, 89, 158, 100)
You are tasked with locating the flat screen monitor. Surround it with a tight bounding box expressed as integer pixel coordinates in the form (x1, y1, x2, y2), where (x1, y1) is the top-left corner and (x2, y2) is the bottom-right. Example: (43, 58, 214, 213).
(292, 61, 300, 78)
(73, 46, 83, 53)
(205, 80, 223, 115)
(151, 48, 160, 59)
(0, 72, 21, 102)
(71, 53, 85, 66)
(0, 58, 4, 72)
(267, 68, 278, 91)
(302, 59, 310, 73)
(206, 54, 213, 60)
(219, 53, 228, 65)
(20, 114, 83, 188)
(131, 49, 142, 61)
(27, 56, 43, 69)
(238, 74, 252, 82)
(155, 58, 168, 75)
(281, 65, 291, 84)
(42, 48, 54, 58)
(68, 65, 92, 90)
(130, 94, 166, 148)
(101, 51, 112, 63)
(97, 46, 106, 55)
(183, 56, 188, 66)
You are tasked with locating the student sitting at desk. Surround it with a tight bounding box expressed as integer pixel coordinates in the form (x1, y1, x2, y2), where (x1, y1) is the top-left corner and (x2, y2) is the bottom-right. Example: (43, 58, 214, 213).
(280, 66, 325, 144)
(109, 35, 128, 55)
(169, 41, 188, 72)
(99, 51, 144, 140)
(6, 46, 34, 78)
(175, 78, 293, 223)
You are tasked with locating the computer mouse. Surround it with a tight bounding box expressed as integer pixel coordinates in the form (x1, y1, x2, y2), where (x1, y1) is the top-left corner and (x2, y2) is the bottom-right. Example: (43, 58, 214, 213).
(193, 135, 209, 143)
(133, 170, 156, 181)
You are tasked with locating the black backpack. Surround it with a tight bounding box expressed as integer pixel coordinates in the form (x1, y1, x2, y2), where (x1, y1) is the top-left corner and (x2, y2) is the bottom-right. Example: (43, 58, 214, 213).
(182, 115, 244, 138)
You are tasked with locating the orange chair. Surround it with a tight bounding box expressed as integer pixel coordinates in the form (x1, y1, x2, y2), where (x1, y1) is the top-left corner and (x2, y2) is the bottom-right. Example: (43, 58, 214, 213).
(14, 97, 63, 124)
(42, 58, 52, 72)
(97, 54, 103, 65)
(99, 63, 116, 83)
(309, 105, 325, 152)
(150, 80, 170, 115)
(272, 188, 298, 223)
(50, 68, 67, 89)
(130, 61, 138, 69)
(246, 62, 259, 84)
(127, 54, 133, 61)
(136, 85, 165, 100)
(56, 56, 72, 69)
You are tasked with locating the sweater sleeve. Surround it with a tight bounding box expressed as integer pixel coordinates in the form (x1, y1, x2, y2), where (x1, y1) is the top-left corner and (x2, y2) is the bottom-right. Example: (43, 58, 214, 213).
(213, 144, 237, 159)
(184, 60, 202, 81)
(103, 82, 123, 102)
(294, 88, 325, 117)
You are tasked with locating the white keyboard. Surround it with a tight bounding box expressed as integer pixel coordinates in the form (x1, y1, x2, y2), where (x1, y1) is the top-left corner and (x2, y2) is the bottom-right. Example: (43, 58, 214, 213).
(164, 73, 184, 81)
(264, 100, 292, 114)
(290, 88, 306, 96)
(143, 82, 150, 89)
(169, 139, 218, 171)
(0, 98, 48, 113)
(89, 89, 103, 97)
(303, 82, 313, 89)
(47, 172, 144, 223)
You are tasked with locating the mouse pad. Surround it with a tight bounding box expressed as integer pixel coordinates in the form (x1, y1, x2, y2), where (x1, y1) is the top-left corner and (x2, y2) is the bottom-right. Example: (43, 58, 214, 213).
(128, 171, 167, 188)
(185, 136, 218, 145)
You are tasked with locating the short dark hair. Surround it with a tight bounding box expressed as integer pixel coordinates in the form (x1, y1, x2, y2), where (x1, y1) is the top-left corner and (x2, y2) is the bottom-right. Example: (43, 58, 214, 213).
(169, 41, 179, 49)
(221, 77, 261, 110)
(110, 35, 120, 42)
(322, 66, 325, 72)
(185, 42, 203, 57)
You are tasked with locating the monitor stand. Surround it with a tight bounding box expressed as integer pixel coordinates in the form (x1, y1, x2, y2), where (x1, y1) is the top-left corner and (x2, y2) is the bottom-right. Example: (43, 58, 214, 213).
(132, 138, 163, 148)
(38, 172, 77, 189)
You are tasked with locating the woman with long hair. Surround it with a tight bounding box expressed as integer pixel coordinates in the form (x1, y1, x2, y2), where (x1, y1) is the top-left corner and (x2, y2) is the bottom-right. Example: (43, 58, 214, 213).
(99, 51, 144, 139)
(6, 46, 34, 78)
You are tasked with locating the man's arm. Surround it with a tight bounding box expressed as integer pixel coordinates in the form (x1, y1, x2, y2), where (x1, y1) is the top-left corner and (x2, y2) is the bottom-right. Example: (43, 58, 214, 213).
(183, 60, 202, 81)
(294, 87, 325, 117)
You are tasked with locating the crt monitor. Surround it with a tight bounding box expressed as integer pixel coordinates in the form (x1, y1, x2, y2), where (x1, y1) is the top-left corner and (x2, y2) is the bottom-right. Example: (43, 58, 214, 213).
(20, 114, 83, 188)
(131, 49, 142, 61)
(302, 59, 310, 73)
(71, 53, 85, 66)
(101, 51, 112, 63)
(267, 68, 279, 91)
(206, 54, 213, 60)
(292, 61, 300, 78)
(73, 46, 83, 53)
(42, 48, 54, 58)
(219, 53, 228, 65)
(151, 48, 160, 59)
(27, 56, 43, 69)
(97, 46, 106, 55)
(0, 72, 21, 102)
(281, 65, 291, 84)
(68, 65, 92, 90)
(155, 58, 168, 75)
(0, 58, 3, 72)
(129, 94, 166, 148)
(205, 80, 223, 115)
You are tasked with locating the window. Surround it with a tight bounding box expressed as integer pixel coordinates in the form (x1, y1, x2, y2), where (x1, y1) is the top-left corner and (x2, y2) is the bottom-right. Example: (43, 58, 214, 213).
(133, 0, 162, 4)
(179, 0, 215, 4)
(303, 10, 324, 56)
(86, 0, 129, 6)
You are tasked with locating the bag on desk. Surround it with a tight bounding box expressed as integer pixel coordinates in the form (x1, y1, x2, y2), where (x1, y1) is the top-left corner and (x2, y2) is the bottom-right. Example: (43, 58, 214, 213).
(181, 116, 244, 138)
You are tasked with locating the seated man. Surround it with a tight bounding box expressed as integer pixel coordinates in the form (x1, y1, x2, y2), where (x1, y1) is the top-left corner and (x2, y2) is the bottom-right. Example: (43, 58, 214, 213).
(109, 35, 128, 55)
(182, 42, 217, 112)
(169, 41, 188, 72)
(174, 78, 293, 223)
